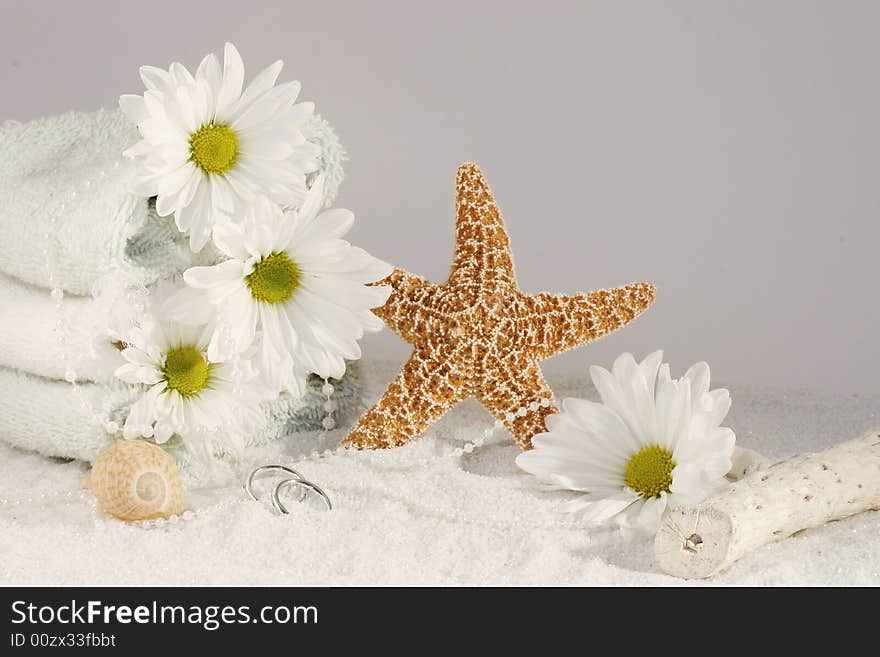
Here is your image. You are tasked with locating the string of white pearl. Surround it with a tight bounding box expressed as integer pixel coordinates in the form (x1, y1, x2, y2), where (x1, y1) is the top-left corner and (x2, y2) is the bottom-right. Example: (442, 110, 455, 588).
(45, 160, 129, 435)
(265, 395, 553, 478)
(142, 396, 564, 528)
(0, 486, 201, 529)
(0, 488, 91, 509)
(407, 396, 554, 466)
(321, 379, 337, 430)
(284, 398, 590, 533)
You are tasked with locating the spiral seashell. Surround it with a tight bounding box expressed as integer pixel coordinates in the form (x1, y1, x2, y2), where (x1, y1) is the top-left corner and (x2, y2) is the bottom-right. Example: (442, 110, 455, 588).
(87, 440, 183, 521)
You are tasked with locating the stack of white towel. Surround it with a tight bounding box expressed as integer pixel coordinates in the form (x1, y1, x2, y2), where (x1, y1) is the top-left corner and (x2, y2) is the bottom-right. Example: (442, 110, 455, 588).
(0, 108, 357, 463)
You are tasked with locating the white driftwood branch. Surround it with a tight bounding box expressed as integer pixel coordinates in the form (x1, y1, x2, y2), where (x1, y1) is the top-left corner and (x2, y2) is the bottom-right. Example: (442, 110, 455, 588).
(655, 428, 880, 579)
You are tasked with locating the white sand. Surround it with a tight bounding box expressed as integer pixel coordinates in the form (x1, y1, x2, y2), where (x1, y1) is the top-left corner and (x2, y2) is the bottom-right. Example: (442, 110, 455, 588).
(1, 359, 878, 586)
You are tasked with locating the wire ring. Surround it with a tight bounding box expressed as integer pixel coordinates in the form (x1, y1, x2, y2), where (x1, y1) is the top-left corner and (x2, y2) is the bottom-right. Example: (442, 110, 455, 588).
(245, 465, 305, 502)
(271, 477, 332, 514)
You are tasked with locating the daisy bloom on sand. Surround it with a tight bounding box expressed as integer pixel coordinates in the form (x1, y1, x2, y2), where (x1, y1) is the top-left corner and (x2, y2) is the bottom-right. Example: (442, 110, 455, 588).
(120, 42, 319, 251)
(178, 180, 392, 397)
(516, 351, 736, 535)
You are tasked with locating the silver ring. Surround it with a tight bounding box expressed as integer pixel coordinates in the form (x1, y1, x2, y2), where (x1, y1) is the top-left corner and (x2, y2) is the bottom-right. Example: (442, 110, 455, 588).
(245, 465, 305, 502)
(271, 477, 332, 514)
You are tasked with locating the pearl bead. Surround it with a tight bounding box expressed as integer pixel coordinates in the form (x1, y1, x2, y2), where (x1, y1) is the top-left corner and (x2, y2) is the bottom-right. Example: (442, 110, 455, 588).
(322, 416, 336, 430)
(516, 407, 527, 417)
(504, 412, 515, 422)
(321, 383, 335, 396)
(64, 369, 77, 383)
(50, 288, 64, 302)
(529, 401, 539, 411)
(323, 399, 338, 412)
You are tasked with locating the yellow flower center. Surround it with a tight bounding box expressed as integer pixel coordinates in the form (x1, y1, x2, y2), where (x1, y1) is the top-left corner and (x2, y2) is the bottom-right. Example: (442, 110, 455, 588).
(624, 445, 675, 499)
(189, 124, 238, 175)
(246, 252, 300, 304)
(163, 346, 210, 398)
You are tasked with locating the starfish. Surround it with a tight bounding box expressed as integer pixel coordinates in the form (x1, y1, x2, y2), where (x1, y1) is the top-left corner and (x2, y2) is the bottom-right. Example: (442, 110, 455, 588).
(342, 163, 656, 451)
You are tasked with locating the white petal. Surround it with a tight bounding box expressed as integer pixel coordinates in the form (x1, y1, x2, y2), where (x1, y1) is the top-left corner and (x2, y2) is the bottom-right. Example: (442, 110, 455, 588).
(114, 362, 147, 384)
(139, 65, 171, 91)
(611, 352, 639, 385)
(670, 462, 704, 497)
(184, 260, 244, 289)
(568, 490, 640, 523)
(230, 81, 301, 131)
(515, 447, 624, 491)
(589, 364, 642, 438)
(637, 350, 664, 390)
(635, 493, 667, 534)
(216, 287, 258, 356)
(175, 183, 214, 250)
(661, 379, 692, 451)
(237, 59, 284, 109)
(212, 220, 250, 260)
(706, 389, 732, 425)
(684, 361, 711, 400)
(208, 174, 236, 214)
(298, 209, 354, 246)
(123, 385, 162, 438)
(296, 175, 325, 224)
(527, 430, 628, 482)
(156, 165, 200, 215)
(195, 52, 222, 104)
(168, 61, 195, 87)
(559, 397, 639, 457)
(216, 42, 245, 116)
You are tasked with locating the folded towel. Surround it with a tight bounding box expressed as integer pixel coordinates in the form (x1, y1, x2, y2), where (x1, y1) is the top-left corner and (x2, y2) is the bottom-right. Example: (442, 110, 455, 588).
(0, 107, 354, 464)
(0, 365, 139, 462)
(0, 108, 345, 296)
(0, 270, 128, 383)
(0, 364, 361, 464)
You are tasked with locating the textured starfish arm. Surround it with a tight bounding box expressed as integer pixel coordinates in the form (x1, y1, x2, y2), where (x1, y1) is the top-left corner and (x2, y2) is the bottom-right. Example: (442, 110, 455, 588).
(449, 163, 517, 289)
(523, 282, 656, 359)
(476, 353, 557, 450)
(372, 268, 444, 343)
(341, 343, 469, 450)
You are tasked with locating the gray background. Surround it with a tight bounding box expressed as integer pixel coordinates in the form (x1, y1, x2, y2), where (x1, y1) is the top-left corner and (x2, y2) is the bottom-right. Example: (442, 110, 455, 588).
(1, 0, 877, 393)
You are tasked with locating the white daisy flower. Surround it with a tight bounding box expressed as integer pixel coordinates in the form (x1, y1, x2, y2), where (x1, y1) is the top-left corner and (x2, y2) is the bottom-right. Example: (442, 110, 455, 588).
(114, 285, 265, 455)
(119, 42, 319, 251)
(178, 180, 392, 396)
(516, 351, 736, 535)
